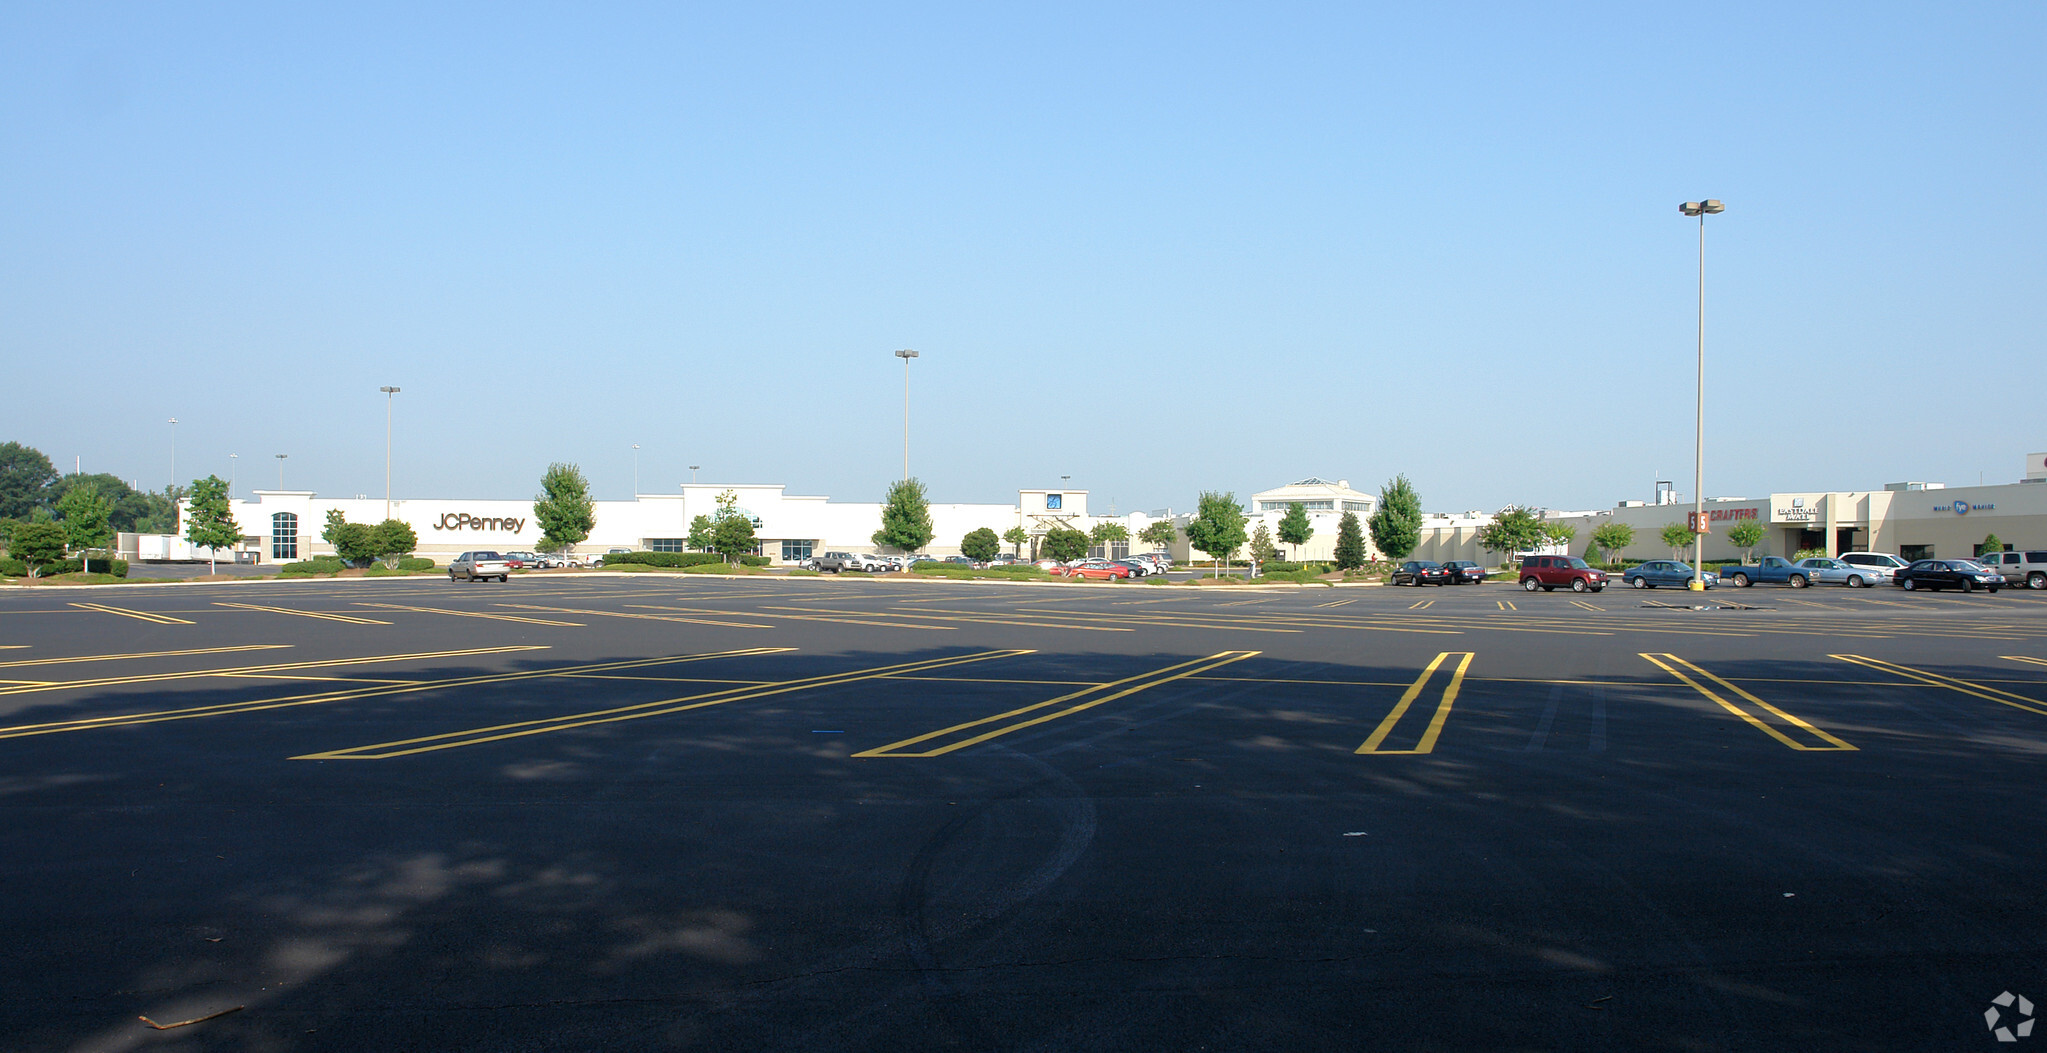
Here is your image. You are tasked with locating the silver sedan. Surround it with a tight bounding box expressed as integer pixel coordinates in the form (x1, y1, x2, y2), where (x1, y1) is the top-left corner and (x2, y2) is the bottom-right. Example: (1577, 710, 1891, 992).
(1793, 557, 1890, 588)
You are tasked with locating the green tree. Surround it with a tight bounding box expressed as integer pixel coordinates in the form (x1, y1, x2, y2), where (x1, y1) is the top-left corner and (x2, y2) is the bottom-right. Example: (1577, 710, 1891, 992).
(1276, 502, 1313, 559)
(1981, 532, 2005, 558)
(1003, 525, 1030, 557)
(57, 483, 113, 556)
(1473, 506, 1548, 566)
(321, 508, 377, 565)
(712, 489, 758, 564)
(12, 521, 66, 577)
(46, 473, 164, 533)
(1089, 521, 1129, 558)
(1590, 522, 1635, 567)
(1368, 475, 1422, 560)
(1725, 520, 1765, 563)
(1660, 522, 1697, 560)
(1544, 522, 1576, 551)
(183, 475, 241, 574)
(1137, 520, 1176, 552)
(1040, 525, 1090, 562)
(534, 463, 596, 555)
(1184, 491, 1248, 577)
(1249, 522, 1278, 563)
(371, 519, 418, 567)
(0, 442, 57, 520)
(686, 515, 716, 552)
(961, 526, 1001, 562)
(1333, 510, 1367, 570)
(872, 478, 935, 553)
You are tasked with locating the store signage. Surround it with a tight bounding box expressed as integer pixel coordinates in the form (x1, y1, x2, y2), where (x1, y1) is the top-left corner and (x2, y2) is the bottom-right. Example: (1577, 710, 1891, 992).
(1774, 506, 1820, 522)
(434, 513, 528, 532)
(1939, 500, 1994, 515)
(1704, 507, 1757, 522)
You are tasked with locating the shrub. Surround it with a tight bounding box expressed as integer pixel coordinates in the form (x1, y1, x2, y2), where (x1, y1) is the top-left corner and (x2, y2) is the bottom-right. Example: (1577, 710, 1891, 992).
(1259, 568, 1333, 584)
(1792, 547, 1828, 561)
(397, 556, 436, 571)
(739, 555, 771, 567)
(281, 557, 346, 576)
(788, 568, 821, 576)
(0, 556, 23, 576)
(603, 551, 723, 568)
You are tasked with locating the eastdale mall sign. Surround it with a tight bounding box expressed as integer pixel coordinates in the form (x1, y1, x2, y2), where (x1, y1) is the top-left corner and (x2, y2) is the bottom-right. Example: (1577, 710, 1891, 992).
(433, 512, 528, 533)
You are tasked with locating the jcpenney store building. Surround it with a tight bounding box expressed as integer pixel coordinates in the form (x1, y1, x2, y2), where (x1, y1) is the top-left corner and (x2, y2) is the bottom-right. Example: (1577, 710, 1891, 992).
(190, 484, 1153, 566)
(1416, 453, 2047, 565)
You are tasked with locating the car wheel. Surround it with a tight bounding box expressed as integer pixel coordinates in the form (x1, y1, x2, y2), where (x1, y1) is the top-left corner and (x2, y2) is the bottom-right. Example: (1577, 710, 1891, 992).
(1960, 578, 1975, 593)
(1631, 577, 1648, 589)
(1902, 577, 1917, 591)
(1521, 577, 1539, 592)
(1731, 573, 1750, 587)
(449, 572, 458, 582)
(1989, 587, 2000, 594)
(1789, 574, 1808, 588)
(2030, 572, 2045, 590)
(1570, 578, 1588, 593)
(1847, 575, 1865, 588)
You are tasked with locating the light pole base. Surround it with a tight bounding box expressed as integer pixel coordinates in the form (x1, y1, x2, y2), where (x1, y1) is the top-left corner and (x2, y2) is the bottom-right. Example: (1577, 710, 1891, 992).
(1686, 579, 1706, 592)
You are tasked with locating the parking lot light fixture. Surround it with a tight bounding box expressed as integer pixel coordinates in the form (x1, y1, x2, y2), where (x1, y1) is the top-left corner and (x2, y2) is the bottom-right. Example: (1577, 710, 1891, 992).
(167, 418, 178, 489)
(690, 465, 700, 484)
(380, 387, 400, 521)
(632, 444, 641, 496)
(275, 453, 288, 490)
(894, 349, 918, 481)
(1679, 199, 1725, 590)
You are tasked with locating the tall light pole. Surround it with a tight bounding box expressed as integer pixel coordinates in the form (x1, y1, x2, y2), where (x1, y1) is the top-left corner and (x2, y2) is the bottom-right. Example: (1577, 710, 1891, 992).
(229, 453, 238, 498)
(632, 444, 641, 496)
(894, 349, 918, 481)
(1680, 199, 1725, 591)
(275, 453, 288, 490)
(167, 418, 179, 491)
(690, 465, 700, 484)
(380, 386, 400, 521)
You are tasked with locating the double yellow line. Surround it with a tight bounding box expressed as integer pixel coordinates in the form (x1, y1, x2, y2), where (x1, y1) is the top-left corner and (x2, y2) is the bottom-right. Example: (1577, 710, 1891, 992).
(1642, 653, 1855, 750)
(1357, 652, 1473, 754)
(69, 602, 193, 625)
(299, 649, 1032, 760)
(215, 601, 390, 625)
(856, 650, 1259, 758)
(1834, 654, 2047, 716)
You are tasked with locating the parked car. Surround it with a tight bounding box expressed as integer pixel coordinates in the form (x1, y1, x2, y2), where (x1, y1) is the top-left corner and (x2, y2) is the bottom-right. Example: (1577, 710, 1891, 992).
(1839, 552, 1910, 579)
(812, 552, 860, 573)
(1723, 556, 1807, 588)
(1518, 555, 1608, 593)
(449, 551, 511, 582)
(1441, 560, 1487, 585)
(1895, 559, 2004, 593)
(1067, 560, 1134, 580)
(1112, 559, 1153, 577)
(1976, 550, 2047, 590)
(1792, 556, 1886, 587)
(502, 550, 539, 570)
(1622, 560, 1718, 589)
(1392, 560, 1450, 586)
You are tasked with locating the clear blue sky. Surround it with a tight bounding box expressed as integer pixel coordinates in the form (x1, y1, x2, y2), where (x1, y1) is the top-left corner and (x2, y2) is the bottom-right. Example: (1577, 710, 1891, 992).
(4, 3, 2041, 514)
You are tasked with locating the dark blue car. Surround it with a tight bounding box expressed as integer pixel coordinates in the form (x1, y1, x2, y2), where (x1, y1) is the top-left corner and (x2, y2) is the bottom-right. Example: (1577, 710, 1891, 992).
(1622, 560, 1718, 589)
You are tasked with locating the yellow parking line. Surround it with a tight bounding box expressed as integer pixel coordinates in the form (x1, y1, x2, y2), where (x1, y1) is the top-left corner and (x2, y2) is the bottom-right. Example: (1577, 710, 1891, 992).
(0, 645, 544, 701)
(1497, 600, 1516, 611)
(356, 603, 583, 626)
(299, 649, 1032, 760)
(856, 651, 1258, 758)
(502, 603, 772, 629)
(1834, 655, 2047, 717)
(1641, 653, 1856, 750)
(0, 644, 289, 670)
(1356, 652, 1474, 754)
(1569, 599, 1605, 611)
(0, 647, 780, 740)
(1314, 598, 1356, 608)
(765, 605, 1133, 633)
(214, 602, 391, 625)
(1408, 599, 1434, 610)
(632, 604, 948, 631)
(68, 602, 194, 625)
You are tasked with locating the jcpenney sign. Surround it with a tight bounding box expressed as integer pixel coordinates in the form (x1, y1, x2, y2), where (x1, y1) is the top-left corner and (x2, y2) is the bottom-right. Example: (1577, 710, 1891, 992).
(434, 513, 528, 532)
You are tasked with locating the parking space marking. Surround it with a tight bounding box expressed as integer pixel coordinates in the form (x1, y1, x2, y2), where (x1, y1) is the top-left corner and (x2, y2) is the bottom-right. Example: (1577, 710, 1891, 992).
(855, 650, 1259, 758)
(1314, 598, 1357, 608)
(357, 603, 584, 626)
(0, 645, 545, 701)
(1640, 653, 1856, 750)
(764, 605, 1135, 633)
(298, 649, 1033, 760)
(1356, 651, 1474, 755)
(1497, 600, 1516, 610)
(1569, 600, 1605, 611)
(635, 604, 951, 631)
(68, 602, 194, 625)
(1408, 599, 1435, 610)
(0, 645, 289, 670)
(499, 603, 773, 629)
(1832, 655, 2047, 717)
(214, 602, 391, 625)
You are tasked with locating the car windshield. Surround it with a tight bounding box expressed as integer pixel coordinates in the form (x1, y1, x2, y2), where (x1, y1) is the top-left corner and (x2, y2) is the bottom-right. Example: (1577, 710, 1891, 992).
(1952, 560, 1987, 570)
(479, 551, 501, 559)
(1567, 558, 1591, 569)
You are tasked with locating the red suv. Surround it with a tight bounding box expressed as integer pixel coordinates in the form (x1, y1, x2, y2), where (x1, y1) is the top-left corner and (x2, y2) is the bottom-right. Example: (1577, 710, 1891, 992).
(1519, 555, 1608, 593)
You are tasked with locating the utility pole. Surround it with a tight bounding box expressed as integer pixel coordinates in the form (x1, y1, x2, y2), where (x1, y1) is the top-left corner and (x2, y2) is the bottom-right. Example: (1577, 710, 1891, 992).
(894, 349, 918, 481)
(380, 386, 400, 521)
(1679, 199, 1725, 590)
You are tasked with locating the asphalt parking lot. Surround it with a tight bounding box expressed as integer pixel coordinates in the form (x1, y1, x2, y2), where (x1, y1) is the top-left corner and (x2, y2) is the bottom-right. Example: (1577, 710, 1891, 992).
(4, 575, 2046, 1051)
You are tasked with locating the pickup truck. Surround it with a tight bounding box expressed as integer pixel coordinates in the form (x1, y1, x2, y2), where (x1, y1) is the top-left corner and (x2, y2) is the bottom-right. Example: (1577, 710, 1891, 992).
(812, 551, 884, 573)
(1723, 556, 1809, 588)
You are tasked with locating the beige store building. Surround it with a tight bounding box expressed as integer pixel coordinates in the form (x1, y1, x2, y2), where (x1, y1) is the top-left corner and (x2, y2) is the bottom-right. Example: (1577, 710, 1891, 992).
(1416, 453, 2047, 566)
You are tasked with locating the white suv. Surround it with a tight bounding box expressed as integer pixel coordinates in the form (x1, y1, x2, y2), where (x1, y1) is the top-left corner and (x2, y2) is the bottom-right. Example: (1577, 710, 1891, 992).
(1837, 552, 1908, 586)
(1978, 550, 2047, 590)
